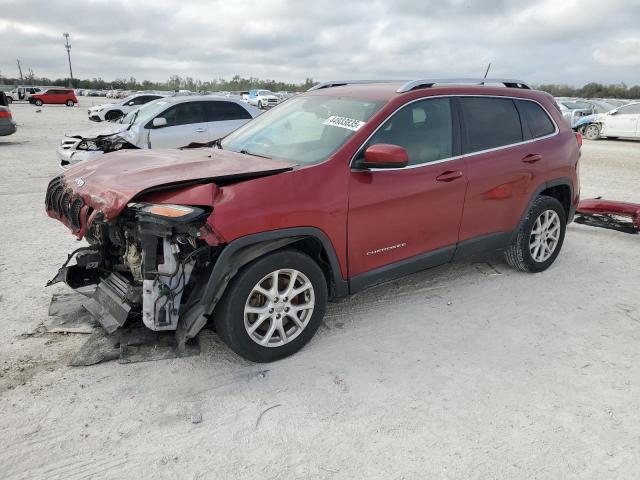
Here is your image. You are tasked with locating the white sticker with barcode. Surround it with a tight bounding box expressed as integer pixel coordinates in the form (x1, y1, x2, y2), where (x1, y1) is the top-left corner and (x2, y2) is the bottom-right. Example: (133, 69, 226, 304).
(322, 115, 366, 131)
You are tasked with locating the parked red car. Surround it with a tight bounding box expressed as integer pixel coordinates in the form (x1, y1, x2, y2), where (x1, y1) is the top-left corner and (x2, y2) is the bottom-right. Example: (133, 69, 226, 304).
(30, 88, 78, 107)
(46, 78, 581, 362)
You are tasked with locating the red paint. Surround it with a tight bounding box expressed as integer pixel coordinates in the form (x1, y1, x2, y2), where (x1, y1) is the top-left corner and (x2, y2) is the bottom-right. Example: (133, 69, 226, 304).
(577, 199, 640, 229)
(30, 89, 78, 105)
(47, 83, 580, 282)
(363, 144, 408, 168)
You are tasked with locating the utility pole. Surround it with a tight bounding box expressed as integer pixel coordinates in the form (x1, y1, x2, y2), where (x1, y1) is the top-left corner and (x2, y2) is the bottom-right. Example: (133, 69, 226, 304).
(63, 33, 74, 86)
(16, 59, 24, 83)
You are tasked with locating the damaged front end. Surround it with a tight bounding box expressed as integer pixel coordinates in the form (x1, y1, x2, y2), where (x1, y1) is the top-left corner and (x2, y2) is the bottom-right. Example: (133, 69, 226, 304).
(58, 134, 137, 169)
(47, 177, 220, 339)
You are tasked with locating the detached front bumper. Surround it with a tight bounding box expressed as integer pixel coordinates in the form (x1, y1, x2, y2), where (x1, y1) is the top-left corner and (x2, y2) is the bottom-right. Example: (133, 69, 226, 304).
(57, 143, 104, 169)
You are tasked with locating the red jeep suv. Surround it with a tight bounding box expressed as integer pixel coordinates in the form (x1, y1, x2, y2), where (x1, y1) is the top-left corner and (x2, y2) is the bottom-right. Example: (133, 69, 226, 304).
(30, 88, 78, 107)
(46, 78, 581, 362)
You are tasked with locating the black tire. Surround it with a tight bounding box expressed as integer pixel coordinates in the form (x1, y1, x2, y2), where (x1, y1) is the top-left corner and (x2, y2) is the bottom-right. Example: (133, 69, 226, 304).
(34, 99, 43, 107)
(213, 249, 328, 362)
(105, 110, 123, 121)
(6, 97, 11, 104)
(65, 99, 75, 107)
(583, 123, 601, 140)
(504, 196, 567, 273)
(258, 100, 263, 109)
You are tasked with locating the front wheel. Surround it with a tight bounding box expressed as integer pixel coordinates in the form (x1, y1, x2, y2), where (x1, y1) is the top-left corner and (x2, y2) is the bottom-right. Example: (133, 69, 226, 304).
(504, 196, 566, 273)
(214, 249, 328, 362)
(258, 100, 263, 109)
(105, 110, 123, 121)
(584, 123, 601, 140)
(6, 97, 11, 104)
(34, 99, 43, 106)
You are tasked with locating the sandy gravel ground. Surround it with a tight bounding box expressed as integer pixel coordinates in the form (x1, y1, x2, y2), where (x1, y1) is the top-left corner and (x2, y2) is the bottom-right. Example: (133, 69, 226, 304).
(0, 99, 639, 480)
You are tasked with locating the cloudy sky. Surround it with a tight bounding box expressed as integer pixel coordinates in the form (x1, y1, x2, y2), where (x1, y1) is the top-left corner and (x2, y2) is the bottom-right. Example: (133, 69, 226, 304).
(1, 0, 639, 86)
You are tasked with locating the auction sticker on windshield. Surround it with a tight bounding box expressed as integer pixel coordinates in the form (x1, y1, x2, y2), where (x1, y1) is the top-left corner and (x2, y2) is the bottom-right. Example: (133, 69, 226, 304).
(323, 116, 366, 131)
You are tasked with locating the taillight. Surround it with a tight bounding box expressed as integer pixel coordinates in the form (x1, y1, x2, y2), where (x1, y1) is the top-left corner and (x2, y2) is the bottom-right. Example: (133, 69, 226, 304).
(0, 111, 11, 119)
(575, 132, 583, 148)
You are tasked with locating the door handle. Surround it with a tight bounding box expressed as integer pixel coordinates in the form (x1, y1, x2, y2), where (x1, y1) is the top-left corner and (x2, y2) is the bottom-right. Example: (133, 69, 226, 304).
(195, 128, 206, 133)
(436, 170, 463, 182)
(522, 154, 542, 164)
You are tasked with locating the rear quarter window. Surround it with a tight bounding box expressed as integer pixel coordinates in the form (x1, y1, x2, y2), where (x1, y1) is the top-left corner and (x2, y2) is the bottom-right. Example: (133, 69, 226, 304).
(516, 100, 556, 138)
(460, 97, 523, 153)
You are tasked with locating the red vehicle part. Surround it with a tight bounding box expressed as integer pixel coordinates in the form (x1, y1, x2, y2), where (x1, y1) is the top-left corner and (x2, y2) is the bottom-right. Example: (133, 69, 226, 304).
(575, 198, 640, 234)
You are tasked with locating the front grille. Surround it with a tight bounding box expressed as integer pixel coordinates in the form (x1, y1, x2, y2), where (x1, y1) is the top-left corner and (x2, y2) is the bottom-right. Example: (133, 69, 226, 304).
(46, 176, 85, 231)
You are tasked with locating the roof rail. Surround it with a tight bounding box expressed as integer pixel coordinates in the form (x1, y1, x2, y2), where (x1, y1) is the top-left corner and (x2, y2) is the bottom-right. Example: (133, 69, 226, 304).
(307, 80, 406, 91)
(396, 78, 531, 93)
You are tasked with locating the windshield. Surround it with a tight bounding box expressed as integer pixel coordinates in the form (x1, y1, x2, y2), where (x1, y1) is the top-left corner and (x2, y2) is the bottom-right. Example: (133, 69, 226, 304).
(221, 96, 384, 164)
(119, 99, 170, 125)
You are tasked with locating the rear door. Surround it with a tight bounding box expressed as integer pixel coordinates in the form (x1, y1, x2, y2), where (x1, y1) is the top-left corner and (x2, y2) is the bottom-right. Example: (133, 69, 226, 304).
(147, 101, 209, 148)
(348, 97, 467, 279)
(601, 103, 640, 137)
(457, 96, 558, 245)
(205, 101, 254, 140)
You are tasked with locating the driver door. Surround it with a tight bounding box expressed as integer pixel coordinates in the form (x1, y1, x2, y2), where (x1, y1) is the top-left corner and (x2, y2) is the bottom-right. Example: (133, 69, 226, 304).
(602, 104, 640, 137)
(148, 101, 210, 148)
(347, 97, 466, 283)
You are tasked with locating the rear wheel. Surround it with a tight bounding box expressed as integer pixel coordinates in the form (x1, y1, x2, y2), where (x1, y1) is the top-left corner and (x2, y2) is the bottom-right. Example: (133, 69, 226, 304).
(34, 99, 43, 106)
(584, 123, 601, 140)
(65, 99, 75, 107)
(214, 249, 328, 362)
(504, 196, 566, 273)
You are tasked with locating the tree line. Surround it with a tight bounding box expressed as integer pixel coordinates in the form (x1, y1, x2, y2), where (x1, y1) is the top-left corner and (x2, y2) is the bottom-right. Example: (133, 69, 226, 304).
(1, 73, 639, 98)
(0, 74, 316, 93)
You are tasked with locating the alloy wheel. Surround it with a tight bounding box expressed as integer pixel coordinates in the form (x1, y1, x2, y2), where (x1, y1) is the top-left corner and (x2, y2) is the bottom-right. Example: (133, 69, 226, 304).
(529, 210, 561, 262)
(244, 269, 315, 347)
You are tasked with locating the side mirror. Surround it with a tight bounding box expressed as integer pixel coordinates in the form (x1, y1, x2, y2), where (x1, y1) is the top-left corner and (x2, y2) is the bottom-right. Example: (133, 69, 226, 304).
(152, 117, 167, 128)
(360, 144, 409, 169)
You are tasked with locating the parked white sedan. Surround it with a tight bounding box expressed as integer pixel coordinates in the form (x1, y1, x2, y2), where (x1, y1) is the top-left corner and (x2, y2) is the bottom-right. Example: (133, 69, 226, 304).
(58, 96, 261, 168)
(87, 93, 166, 122)
(583, 101, 640, 140)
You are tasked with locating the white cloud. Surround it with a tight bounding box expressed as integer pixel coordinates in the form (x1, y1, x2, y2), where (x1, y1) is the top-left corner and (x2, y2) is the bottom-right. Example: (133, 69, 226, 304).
(0, 0, 639, 85)
(594, 35, 640, 67)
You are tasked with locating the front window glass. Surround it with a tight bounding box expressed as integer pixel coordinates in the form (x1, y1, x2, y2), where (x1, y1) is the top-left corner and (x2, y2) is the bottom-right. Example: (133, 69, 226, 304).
(119, 100, 169, 125)
(356, 98, 453, 166)
(221, 96, 384, 164)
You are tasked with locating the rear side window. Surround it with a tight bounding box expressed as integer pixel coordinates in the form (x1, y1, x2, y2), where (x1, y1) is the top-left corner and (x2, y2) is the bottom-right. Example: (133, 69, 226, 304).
(516, 100, 555, 138)
(206, 101, 252, 121)
(460, 97, 522, 153)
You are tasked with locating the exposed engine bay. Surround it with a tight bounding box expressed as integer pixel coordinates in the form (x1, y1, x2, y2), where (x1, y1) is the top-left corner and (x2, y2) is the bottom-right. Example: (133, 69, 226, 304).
(49, 203, 218, 337)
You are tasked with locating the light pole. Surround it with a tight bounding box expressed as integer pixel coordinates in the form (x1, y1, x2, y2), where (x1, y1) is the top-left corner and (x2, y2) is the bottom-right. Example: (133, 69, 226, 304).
(63, 33, 74, 86)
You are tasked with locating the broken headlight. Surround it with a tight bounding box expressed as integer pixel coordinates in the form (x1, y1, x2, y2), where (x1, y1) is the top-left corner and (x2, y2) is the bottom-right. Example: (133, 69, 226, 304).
(78, 140, 100, 150)
(127, 203, 209, 228)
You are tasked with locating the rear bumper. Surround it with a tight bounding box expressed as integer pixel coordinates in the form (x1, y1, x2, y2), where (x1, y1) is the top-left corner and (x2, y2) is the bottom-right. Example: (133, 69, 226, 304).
(0, 121, 16, 136)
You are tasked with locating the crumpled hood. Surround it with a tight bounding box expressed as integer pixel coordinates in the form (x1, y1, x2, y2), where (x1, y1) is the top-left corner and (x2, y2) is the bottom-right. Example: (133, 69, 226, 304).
(66, 121, 129, 139)
(59, 148, 294, 220)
